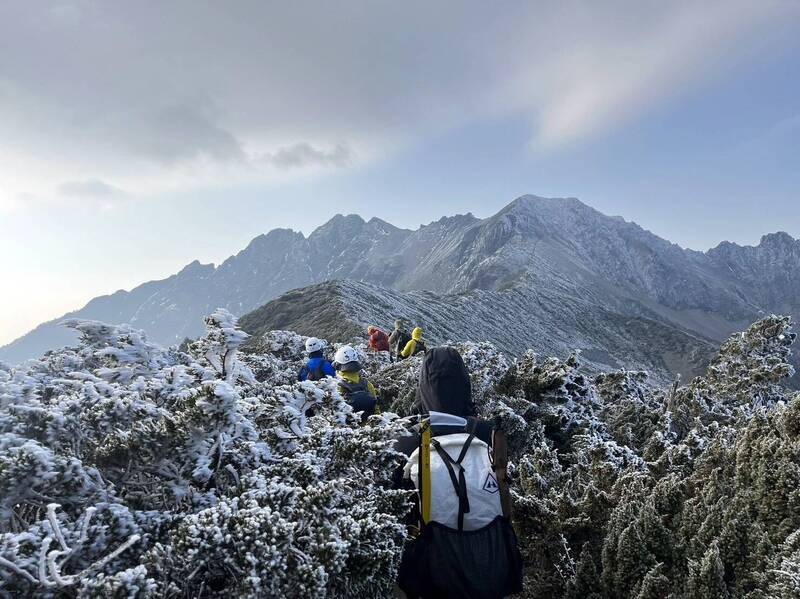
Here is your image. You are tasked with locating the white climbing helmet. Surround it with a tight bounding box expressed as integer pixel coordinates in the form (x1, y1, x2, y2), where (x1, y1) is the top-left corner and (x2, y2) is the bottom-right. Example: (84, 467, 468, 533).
(305, 337, 325, 353)
(334, 345, 360, 370)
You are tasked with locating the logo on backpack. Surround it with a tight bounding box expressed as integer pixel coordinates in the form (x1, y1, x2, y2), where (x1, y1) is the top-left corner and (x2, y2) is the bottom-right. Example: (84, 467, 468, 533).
(482, 472, 499, 494)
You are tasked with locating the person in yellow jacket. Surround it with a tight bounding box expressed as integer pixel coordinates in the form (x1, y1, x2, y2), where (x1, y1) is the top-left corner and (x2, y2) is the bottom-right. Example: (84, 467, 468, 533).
(333, 345, 378, 421)
(400, 326, 426, 359)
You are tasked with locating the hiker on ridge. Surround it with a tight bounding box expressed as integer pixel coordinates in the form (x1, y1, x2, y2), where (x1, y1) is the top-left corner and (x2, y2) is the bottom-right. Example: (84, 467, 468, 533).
(412, 346, 479, 422)
(395, 346, 490, 456)
(396, 347, 523, 599)
(400, 326, 426, 359)
(297, 337, 335, 382)
(367, 326, 391, 353)
(389, 319, 412, 360)
(333, 345, 378, 422)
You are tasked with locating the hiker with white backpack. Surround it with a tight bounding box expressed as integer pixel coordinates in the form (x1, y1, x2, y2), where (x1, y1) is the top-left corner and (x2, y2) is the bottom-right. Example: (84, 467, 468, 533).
(396, 347, 522, 599)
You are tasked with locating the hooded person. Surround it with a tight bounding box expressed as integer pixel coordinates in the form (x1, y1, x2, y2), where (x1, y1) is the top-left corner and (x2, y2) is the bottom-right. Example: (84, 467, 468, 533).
(396, 347, 522, 599)
(333, 345, 378, 422)
(397, 347, 491, 454)
(413, 346, 474, 418)
(400, 326, 426, 359)
(367, 326, 391, 353)
(389, 319, 412, 359)
(297, 337, 336, 381)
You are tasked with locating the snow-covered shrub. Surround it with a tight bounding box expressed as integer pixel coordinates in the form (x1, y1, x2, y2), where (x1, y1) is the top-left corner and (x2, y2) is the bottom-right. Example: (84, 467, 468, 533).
(2, 310, 798, 598)
(372, 354, 425, 414)
(496, 350, 603, 455)
(0, 313, 409, 597)
(241, 330, 309, 385)
(509, 316, 800, 598)
(455, 341, 511, 410)
(358, 345, 394, 376)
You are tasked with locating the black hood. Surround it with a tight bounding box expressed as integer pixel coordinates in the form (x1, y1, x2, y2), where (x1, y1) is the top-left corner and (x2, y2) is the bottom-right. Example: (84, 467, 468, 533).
(415, 347, 474, 417)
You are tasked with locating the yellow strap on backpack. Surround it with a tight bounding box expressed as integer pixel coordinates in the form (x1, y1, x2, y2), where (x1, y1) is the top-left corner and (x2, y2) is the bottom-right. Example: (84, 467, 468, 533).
(419, 420, 432, 524)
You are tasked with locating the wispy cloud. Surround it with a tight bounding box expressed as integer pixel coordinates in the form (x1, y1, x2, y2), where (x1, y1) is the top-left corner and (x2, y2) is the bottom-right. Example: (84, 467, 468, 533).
(58, 178, 126, 198)
(262, 143, 352, 170)
(56, 178, 127, 210)
(0, 1, 796, 206)
(499, 2, 796, 151)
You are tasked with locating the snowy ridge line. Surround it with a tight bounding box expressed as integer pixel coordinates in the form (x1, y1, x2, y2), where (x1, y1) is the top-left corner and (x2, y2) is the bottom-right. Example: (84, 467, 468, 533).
(240, 279, 717, 385)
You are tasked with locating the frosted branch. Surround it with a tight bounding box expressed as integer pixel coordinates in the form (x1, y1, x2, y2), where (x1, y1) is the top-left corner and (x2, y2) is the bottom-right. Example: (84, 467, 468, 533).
(0, 556, 38, 585)
(46, 503, 69, 552)
(2, 505, 141, 589)
(47, 548, 72, 587)
(78, 507, 97, 546)
(73, 534, 141, 582)
(37, 536, 53, 587)
(225, 464, 241, 487)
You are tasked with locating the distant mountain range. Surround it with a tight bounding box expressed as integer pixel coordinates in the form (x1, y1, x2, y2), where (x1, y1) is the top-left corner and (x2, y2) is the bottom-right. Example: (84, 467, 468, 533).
(3, 195, 799, 382)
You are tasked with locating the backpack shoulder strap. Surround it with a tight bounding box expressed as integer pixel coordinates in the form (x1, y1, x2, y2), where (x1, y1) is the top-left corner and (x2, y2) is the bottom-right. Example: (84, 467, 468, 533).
(491, 429, 512, 518)
(454, 417, 478, 464)
(419, 421, 432, 526)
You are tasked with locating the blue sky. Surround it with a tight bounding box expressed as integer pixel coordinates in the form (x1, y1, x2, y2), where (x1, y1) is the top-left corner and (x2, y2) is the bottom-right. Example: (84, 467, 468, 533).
(1, 1, 799, 345)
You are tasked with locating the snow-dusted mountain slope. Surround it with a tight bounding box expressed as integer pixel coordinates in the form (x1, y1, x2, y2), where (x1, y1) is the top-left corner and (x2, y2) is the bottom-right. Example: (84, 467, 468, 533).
(3, 195, 798, 370)
(239, 280, 716, 384)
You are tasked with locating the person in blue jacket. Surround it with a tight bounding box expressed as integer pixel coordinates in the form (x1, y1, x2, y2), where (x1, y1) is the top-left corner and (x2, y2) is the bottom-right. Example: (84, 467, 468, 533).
(298, 337, 336, 381)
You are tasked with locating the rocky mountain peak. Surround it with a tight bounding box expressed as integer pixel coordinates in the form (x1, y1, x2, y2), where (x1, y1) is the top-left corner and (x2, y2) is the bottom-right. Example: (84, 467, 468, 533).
(501, 194, 590, 215)
(2, 194, 798, 373)
(760, 230, 798, 248)
(177, 260, 215, 277)
(708, 231, 800, 261)
(312, 213, 366, 233)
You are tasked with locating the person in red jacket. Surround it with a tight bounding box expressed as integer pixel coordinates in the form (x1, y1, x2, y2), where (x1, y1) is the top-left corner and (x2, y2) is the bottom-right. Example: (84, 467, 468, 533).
(367, 326, 391, 353)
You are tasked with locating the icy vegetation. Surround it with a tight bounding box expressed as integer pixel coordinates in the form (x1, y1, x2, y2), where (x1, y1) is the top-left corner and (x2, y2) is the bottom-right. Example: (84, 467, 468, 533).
(2, 309, 800, 597)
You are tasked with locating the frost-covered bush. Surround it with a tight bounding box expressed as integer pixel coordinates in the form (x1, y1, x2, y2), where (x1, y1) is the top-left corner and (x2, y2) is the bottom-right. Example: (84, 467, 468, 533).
(502, 315, 800, 598)
(240, 330, 308, 385)
(0, 310, 409, 597)
(2, 310, 798, 598)
(372, 354, 425, 414)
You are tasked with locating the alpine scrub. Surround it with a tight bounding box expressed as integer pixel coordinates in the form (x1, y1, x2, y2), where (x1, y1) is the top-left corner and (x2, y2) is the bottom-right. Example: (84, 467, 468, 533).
(0, 311, 799, 597)
(0, 310, 409, 597)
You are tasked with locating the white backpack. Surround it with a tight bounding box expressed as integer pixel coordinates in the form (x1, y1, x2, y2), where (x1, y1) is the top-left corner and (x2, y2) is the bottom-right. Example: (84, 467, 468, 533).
(405, 413, 504, 531)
